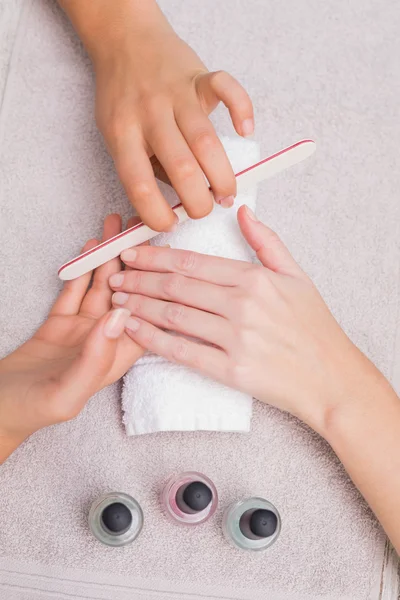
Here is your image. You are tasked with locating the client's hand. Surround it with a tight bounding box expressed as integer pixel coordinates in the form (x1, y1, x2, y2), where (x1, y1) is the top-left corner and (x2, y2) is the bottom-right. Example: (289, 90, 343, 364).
(109, 205, 379, 435)
(0, 215, 143, 463)
(110, 206, 400, 554)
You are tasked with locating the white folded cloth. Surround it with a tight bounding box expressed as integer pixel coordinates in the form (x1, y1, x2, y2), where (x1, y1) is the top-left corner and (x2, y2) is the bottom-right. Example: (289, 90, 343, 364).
(122, 136, 260, 435)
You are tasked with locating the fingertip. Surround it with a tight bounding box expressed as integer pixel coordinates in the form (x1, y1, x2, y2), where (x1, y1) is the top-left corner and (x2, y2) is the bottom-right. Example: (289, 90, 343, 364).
(103, 308, 131, 339)
(106, 213, 122, 223)
(208, 72, 254, 131)
(139, 206, 178, 233)
(243, 204, 258, 222)
(126, 216, 141, 229)
(237, 204, 257, 227)
(184, 193, 214, 219)
(109, 272, 124, 288)
(82, 238, 100, 253)
(237, 204, 264, 250)
(103, 213, 122, 233)
(240, 118, 255, 138)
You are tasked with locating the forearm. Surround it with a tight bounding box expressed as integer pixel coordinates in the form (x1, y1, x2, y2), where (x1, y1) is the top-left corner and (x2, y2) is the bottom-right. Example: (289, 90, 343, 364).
(0, 433, 23, 464)
(57, 0, 172, 65)
(323, 372, 400, 553)
(0, 363, 30, 464)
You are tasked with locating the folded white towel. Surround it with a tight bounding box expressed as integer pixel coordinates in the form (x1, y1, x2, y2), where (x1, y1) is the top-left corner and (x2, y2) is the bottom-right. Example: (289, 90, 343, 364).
(122, 136, 260, 435)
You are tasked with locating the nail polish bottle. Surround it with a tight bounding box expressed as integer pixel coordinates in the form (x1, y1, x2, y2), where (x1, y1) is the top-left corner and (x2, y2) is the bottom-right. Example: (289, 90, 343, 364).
(161, 471, 218, 526)
(88, 492, 144, 546)
(222, 497, 281, 551)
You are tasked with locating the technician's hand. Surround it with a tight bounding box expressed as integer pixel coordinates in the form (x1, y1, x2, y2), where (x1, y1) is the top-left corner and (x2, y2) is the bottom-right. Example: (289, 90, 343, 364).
(95, 28, 253, 229)
(109, 205, 382, 435)
(0, 216, 144, 463)
(59, 0, 253, 231)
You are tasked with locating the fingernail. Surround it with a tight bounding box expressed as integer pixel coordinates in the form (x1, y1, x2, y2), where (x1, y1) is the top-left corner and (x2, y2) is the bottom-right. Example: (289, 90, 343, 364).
(219, 195, 235, 209)
(162, 244, 171, 248)
(121, 249, 137, 263)
(245, 205, 258, 221)
(112, 291, 129, 306)
(126, 317, 141, 332)
(104, 308, 131, 339)
(241, 118, 254, 138)
(109, 273, 124, 287)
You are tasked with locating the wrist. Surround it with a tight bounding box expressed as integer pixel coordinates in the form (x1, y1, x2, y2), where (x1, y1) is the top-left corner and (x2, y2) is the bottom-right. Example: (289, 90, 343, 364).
(319, 356, 397, 446)
(59, 0, 173, 67)
(0, 430, 26, 464)
(0, 358, 34, 463)
(292, 338, 390, 440)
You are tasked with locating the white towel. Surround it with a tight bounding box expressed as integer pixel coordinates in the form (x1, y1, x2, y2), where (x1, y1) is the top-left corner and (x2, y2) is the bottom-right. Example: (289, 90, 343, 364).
(122, 136, 260, 435)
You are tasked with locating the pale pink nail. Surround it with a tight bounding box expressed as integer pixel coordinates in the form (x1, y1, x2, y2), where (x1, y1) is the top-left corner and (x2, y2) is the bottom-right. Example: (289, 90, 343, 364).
(109, 273, 124, 287)
(219, 195, 235, 209)
(241, 118, 254, 138)
(245, 205, 258, 221)
(126, 317, 141, 332)
(121, 249, 137, 263)
(112, 292, 129, 306)
(104, 308, 131, 339)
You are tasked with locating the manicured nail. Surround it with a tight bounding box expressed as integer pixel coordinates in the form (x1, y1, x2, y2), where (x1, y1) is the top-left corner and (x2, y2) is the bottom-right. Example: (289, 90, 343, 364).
(112, 292, 129, 306)
(121, 248, 137, 263)
(219, 195, 235, 209)
(126, 317, 141, 332)
(241, 118, 254, 138)
(245, 205, 258, 221)
(109, 273, 124, 287)
(104, 308, 131, 339)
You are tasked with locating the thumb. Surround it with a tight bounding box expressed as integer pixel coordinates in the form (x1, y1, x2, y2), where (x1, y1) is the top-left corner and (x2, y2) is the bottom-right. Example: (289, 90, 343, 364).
(57, 308, 131, 417)
(195, 70, 254, 138)
(238, 205, 306, 278)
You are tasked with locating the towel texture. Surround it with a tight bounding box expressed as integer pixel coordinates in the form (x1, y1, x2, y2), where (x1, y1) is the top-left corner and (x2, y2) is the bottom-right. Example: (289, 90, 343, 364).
(0, 0, 400, 599)
(123, 136, 259, 435)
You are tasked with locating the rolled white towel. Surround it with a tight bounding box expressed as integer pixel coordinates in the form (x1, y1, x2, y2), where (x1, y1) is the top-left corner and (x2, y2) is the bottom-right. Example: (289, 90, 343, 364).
(122, 136, 260, 435)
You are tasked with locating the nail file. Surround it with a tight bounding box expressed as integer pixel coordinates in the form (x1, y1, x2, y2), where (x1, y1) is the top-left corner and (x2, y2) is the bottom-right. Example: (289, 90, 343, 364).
(58, 139, 315, 280)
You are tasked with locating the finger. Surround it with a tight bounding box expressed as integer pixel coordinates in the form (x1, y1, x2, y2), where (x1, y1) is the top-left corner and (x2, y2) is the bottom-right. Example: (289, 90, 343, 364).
(80, 214, 123, 318)
(125, 216, 150, 271)
(196, 71, 254, 138)
(57, 308, 131, 418)
(237, 205, 307, 279)
(124, 317, 229, 382)
(126, 217, 139, 229)
(109, 269, 230, 316)
(176, 107, 236, 207)
(147, 111, 214, 219)
(125, 216, 141, 271)
(120, 246, 250, 286)
(126, 216, 150, 248)
(50, 239, 99, 316)
(112, 293, 231, 348)
(115, 135, 176, 231)
(94, 213, 123, 279)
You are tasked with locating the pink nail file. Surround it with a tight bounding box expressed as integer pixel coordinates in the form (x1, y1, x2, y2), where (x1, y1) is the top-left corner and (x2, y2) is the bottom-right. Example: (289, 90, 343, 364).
(58, 139, 316, 281)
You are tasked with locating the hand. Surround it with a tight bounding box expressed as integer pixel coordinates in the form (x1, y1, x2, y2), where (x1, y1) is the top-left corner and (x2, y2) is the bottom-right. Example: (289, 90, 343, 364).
(108, 205, 384, 436)
(72, 0, 254, 230)
(0, 215, 143, 462)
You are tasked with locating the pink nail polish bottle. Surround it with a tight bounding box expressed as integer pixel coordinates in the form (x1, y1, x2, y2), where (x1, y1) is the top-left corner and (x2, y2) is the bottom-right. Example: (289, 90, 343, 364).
(161, 471, 218, 526)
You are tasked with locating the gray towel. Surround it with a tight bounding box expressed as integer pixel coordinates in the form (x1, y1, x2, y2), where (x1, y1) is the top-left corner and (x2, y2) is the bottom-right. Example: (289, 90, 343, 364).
(0, 0, 399, 599)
